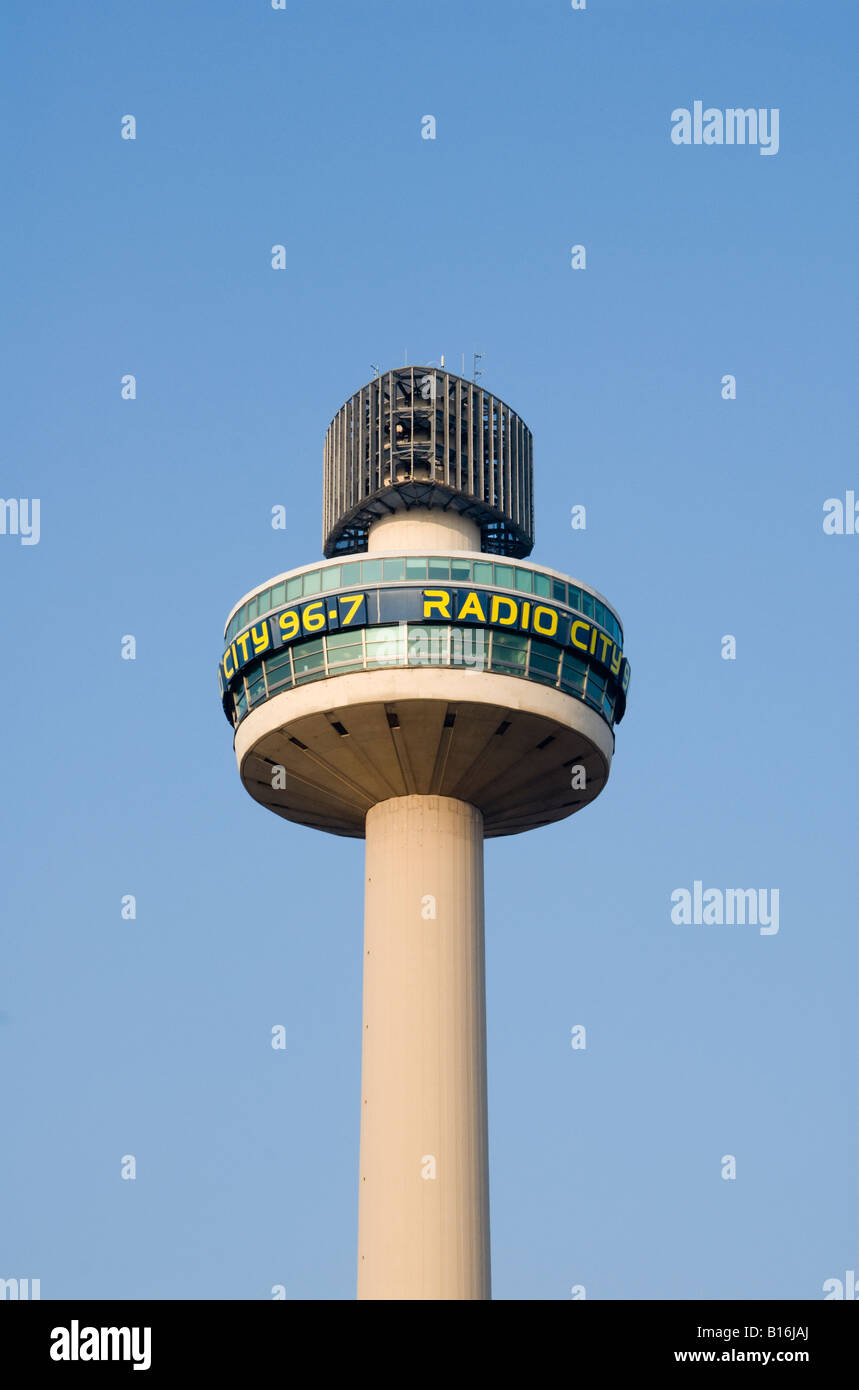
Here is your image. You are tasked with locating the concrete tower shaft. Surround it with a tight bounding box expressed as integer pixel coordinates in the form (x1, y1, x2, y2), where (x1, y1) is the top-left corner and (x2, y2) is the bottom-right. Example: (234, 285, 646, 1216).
(359, 795, 490, 1300)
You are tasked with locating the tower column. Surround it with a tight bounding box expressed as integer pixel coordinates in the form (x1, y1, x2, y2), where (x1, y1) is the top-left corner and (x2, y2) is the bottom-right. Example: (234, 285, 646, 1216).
(358, 794, 491, 1300)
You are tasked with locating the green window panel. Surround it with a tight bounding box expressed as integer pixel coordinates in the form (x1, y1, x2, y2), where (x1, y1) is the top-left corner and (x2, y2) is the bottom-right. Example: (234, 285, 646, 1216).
(528, 638, 561, 685)
(302, 569, 321, 595)
(327, 657, 363, 672)
(266, 650, 292, 673)
(491, 632, 528, 672)
(560, 653, 587, 694)
(321, 567, 341, 591)
(265, 654, 293, 689)
(361, 559, 383, 583)
(271, 582, 285, 607)
(327, 632, 364, 666)
(405, 557, 427, 580)
(533, 573, 551, 597)
(365, 626, 405, 666)
(286, 577, 302, 601)
(552, 579, 566, 604)
(383, 557, 405, 581)
(339, 561, 362, 586)
(514, 568, 533, 592)
(530, 638, 560, 668)
(584, 671, 605, 710)
(472, 561, 493, 585)
(581, 591, 594, 619)
(247, 596, 258, 621)
(428, 557, 450, 580)
(326, 629, 361, 652)
(494, 564, 514, 589)
(450, 558, 472, 582)
(293, 640, 324, 678)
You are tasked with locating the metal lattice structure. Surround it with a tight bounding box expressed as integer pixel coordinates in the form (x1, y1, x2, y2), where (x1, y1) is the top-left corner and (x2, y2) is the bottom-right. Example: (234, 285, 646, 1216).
(322, 366, 534, 558)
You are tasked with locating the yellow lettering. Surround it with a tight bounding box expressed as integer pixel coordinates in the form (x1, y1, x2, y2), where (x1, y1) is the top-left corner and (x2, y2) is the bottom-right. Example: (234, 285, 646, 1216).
(423, 589, 451, 619)
(339, 593, 364, 626)
(570, 620, 590, 651)
(302, 601, 326, 633)
(279, 609, 299, 641)
(610, 645, 622, 677)
(489, 594, 518, 626)
(222, 648, 235, 680)
(457, 591, 486, 622)
(589, 627, 598, 654)
(533, 605, 558, 638)
(599, 633, 612, 663)
(235, 632, 251, 663)
(251, 622, 271, 655)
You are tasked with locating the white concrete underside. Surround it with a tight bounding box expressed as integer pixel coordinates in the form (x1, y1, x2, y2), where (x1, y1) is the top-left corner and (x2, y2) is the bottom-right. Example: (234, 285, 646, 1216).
(235, 665, 614, 837)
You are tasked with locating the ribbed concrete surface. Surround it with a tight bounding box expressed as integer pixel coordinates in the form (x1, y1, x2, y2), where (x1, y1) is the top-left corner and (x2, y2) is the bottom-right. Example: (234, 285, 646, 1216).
(357, 795, 490, 1300)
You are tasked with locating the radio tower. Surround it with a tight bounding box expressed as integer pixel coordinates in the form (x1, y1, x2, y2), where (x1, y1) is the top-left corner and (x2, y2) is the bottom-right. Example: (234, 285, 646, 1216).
(218, 367, 630, 1300)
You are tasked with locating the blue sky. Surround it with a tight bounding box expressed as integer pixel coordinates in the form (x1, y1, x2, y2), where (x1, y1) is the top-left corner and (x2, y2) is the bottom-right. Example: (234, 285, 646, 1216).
(1, 0, 856, 1299)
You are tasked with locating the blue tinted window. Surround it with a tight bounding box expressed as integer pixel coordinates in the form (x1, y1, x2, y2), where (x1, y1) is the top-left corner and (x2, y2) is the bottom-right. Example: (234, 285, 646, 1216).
(514, 568, 532, 592)
(405, 557, 427, 580)
(533, 573, 551, 597)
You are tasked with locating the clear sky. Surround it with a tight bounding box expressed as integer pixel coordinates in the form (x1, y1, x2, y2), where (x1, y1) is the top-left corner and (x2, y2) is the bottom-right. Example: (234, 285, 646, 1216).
(1, 0, 856, 1300)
